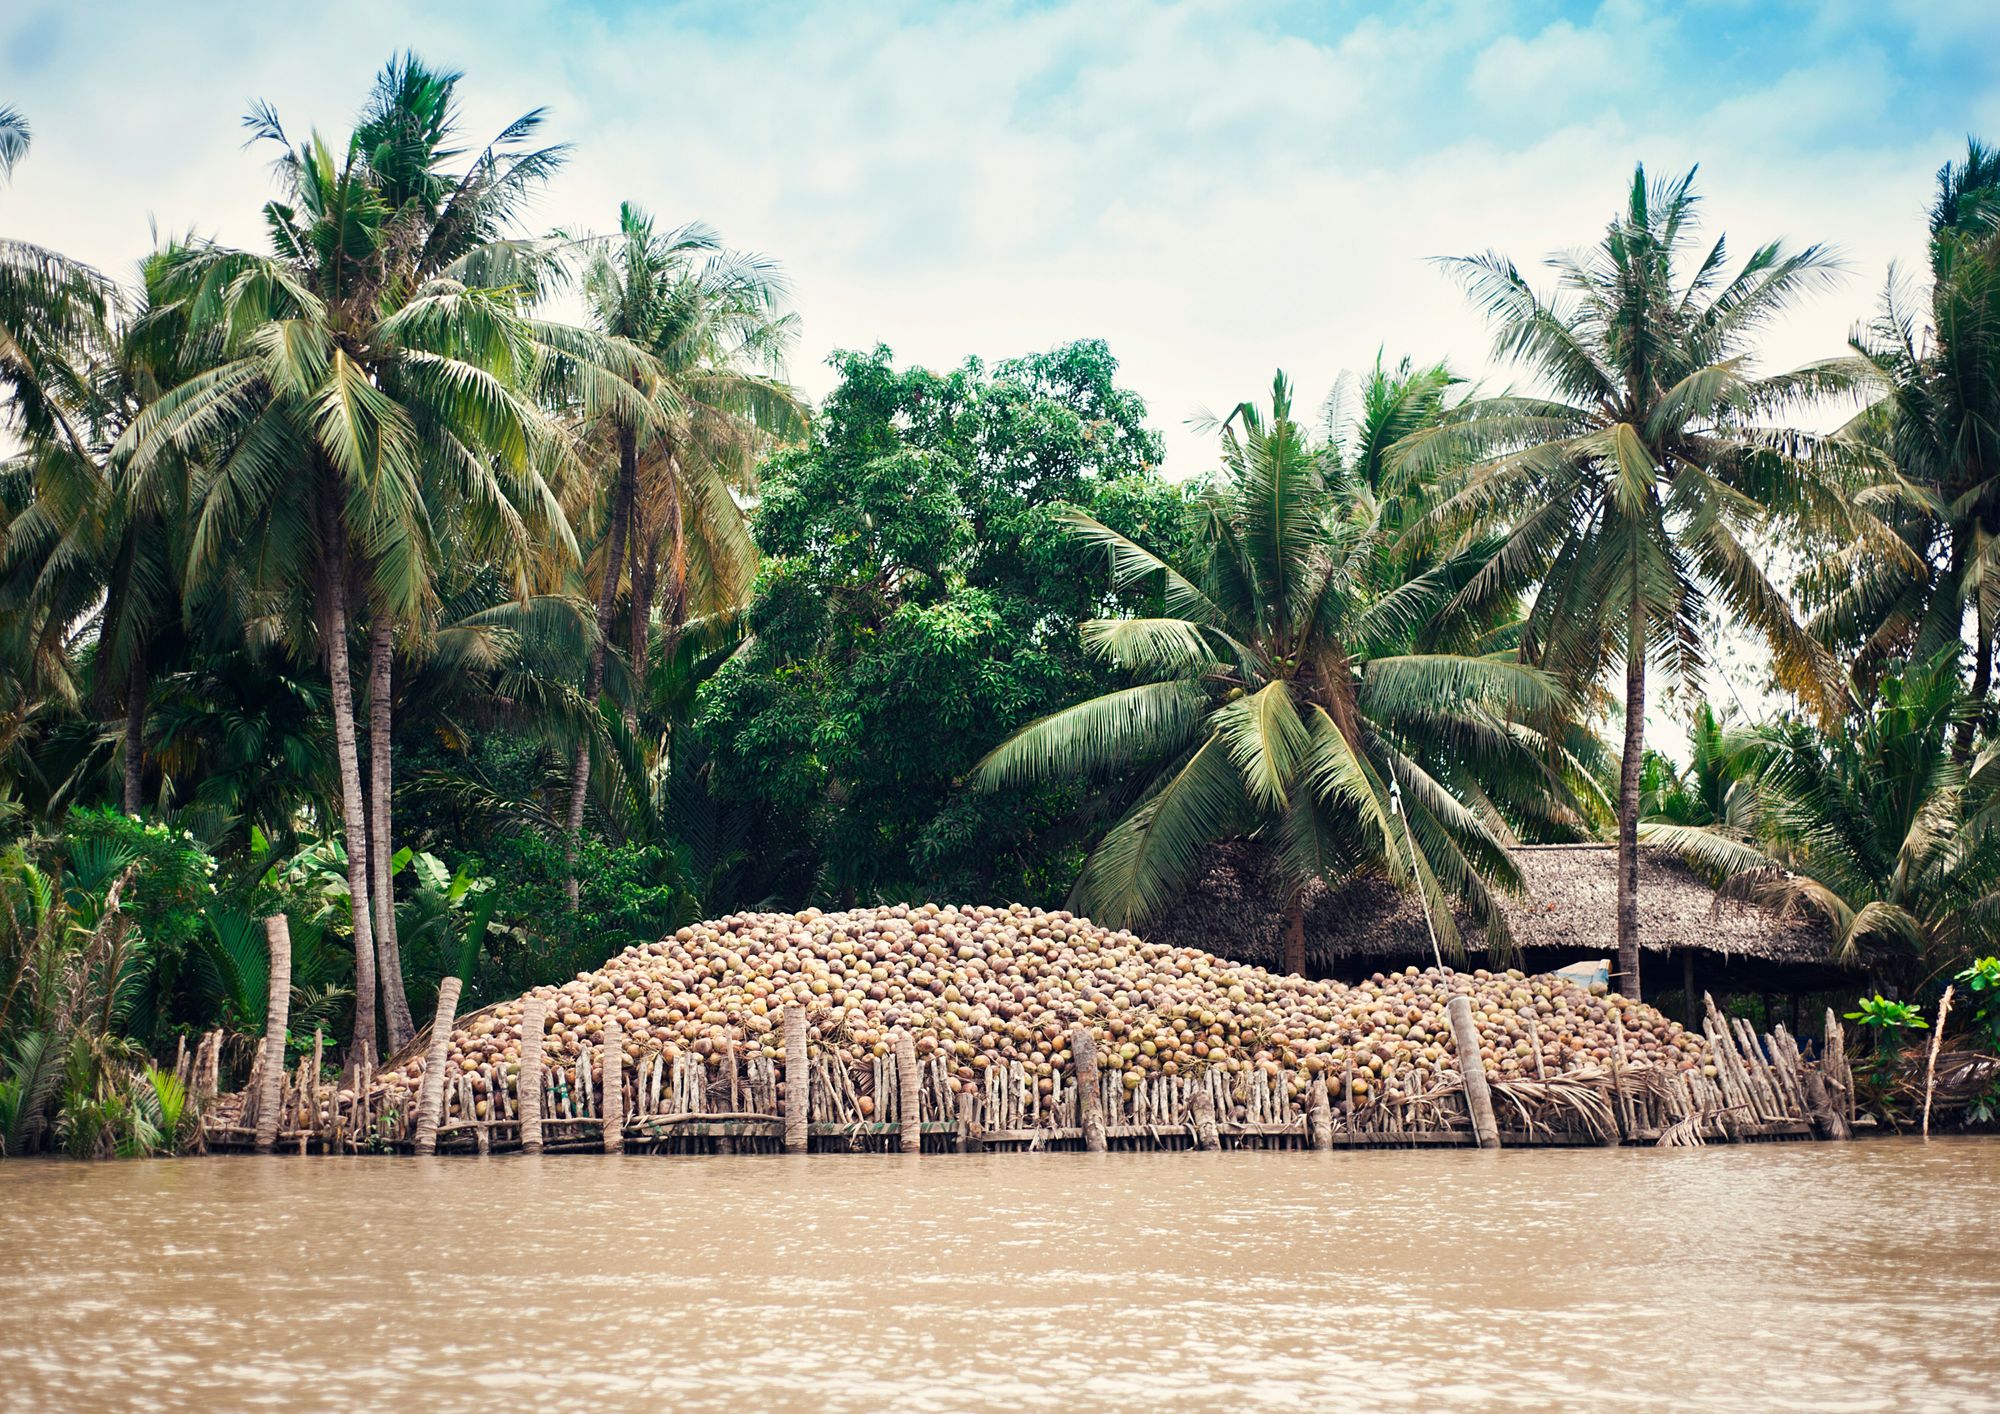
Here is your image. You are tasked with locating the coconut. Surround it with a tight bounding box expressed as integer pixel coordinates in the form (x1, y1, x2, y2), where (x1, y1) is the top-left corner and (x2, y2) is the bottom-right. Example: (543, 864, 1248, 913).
(381, 904, 1705, 1100)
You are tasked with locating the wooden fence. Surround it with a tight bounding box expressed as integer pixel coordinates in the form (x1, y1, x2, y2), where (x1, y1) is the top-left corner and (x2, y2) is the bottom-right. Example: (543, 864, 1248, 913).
(199, 993, 1854, 1156)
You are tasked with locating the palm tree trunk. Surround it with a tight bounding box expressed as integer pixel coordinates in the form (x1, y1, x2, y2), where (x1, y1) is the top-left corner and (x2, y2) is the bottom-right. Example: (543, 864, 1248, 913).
(368, 617, 415, 1054)
(625, 504, 649, 735)
(320, 507, 378, 1066)
(1615, 601, 1647, 1001)
(1956, 599, 1992, 761)
(121, 654, 148, 815)
(1282, 897, 1307, 975)
(565, 423, 636, 906)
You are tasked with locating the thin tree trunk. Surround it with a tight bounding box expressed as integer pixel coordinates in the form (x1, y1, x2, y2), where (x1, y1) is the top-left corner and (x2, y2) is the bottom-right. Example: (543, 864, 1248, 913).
(1956, 597, 1992, 761)
(565, 423, 637, 906)
(321, 508, 378, 1066)
(368, 617, 414, 1054)
(121, 654, 148, 815)
(1282, 897, 1307, 976)
(657, 460, 687, 681)
(1615, 599, 1647, 1001)
(625, 501, 649, 735)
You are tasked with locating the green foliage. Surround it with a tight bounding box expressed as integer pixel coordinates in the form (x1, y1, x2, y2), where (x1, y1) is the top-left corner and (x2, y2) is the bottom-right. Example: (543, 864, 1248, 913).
(1646, 656, 2000, 982)
(697, 340, 1185, 906)
(1845, 994, 1930, 1031)
(461, 828, 692, 1001)
(974, 370, 1591, 956)
(1956, 956, 2000, 1045)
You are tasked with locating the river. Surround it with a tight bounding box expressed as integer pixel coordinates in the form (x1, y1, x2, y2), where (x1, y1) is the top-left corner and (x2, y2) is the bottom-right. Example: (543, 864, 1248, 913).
(1, 1140, 1994, 1411)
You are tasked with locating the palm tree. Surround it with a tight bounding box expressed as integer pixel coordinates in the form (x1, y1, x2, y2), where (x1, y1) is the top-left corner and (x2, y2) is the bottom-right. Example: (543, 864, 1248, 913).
(1810, 142, 2000, 748)
(1398, 164, 1855, 998)
(116, 58, 622, 1061)
(561, 204, 803, 899)
(1, 105, 110, 475)
(977, 373, 1575, 972)
(1645, 654, 2000, 988)
(0, 107, 29, 181)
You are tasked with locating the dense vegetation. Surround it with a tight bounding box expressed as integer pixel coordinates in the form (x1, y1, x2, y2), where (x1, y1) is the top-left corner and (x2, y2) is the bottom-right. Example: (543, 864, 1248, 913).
(3, 65, 1999, 1152)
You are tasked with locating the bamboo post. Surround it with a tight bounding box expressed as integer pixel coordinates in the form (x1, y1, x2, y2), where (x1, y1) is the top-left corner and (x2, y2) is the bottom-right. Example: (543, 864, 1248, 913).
(519, 997, 545, 1155)
(1071, 1025, 1107, 1153)
(895, 1031, 922, 1154)
(956, 1086, 982, 1153)
(1824, 1007, 1853, 1126)
(783, 1006, 809, 1154)
(1446, 993, 1500, 1149)
(1610, 1007, 1635, 1138)
(309, 1027, 324, 1147)
(1309, 1078, 1333, 1150)
(601, 1018, 625, 1153)
(412, 976, 464, 1156)
(1922, 985, 1954, 1140)
(1191, 1078, 1220, 1150)
(1525, 1013, 1548, 1081)
(253, 915, 293, 1154)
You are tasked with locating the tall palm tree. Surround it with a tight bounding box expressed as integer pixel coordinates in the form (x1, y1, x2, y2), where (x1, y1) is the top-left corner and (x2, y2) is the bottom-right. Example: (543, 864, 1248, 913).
(1810, 141, 2000, 749)
(561, 204, 802, 899)
(116, 59, 633, 1061)
(977, 373, 1576, 972)
(1398, 164, 1854, 998)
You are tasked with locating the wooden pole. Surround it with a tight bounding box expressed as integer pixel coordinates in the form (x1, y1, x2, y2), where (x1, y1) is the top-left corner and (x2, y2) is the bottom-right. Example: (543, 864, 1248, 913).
(1682, 949, 1699, 1031)
(601, 1018, 625, 1153)
(955, 1086, 982, 1153)
(1191, 1078, 1221, 1150)
(1446, 993, 1500, 1149)
(1309, 1077, 1333, 1150)
(895, 1031, 922, 1154)
(1824, 1007, 1853, 1127)
(518, 997, 546, 1155)
(411, 976, 464, 1156)
(1922, 985, 1954, 1140)
(253, 915, 293, 1154)
(783, 1005, 809, 1154)
(309, 1027, 324, 1149)
(1071, 1025, 1107, 1153)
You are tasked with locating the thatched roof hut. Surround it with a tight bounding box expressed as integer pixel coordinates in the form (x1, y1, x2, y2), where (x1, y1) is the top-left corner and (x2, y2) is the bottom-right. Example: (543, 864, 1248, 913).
(1146, 841, 1850, 999)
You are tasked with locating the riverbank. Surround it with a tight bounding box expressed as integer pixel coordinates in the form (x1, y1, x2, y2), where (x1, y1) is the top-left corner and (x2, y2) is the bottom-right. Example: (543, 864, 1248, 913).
(2, 1141, 1994, 1410)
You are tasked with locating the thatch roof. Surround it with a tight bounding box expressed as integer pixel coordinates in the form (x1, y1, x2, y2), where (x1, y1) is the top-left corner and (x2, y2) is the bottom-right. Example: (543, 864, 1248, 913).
(1146, 841, 1842, 977)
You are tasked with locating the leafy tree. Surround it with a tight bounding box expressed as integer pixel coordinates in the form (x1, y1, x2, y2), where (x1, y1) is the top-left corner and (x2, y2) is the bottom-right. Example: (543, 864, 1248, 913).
(697, 340, 1182, 907)
(980, 372, 1585, 971)
(1401, 164, 1855, 997)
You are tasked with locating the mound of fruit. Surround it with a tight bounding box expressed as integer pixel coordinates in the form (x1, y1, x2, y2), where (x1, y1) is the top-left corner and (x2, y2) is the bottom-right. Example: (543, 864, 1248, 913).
(385, 903, 1707, 1104)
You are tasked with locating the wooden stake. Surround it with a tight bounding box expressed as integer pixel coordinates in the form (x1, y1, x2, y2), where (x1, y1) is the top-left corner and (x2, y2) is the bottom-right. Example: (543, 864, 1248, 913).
(1922, 985, 1954, 1140)
(253, 915, 293, 1154)
(1309, 1077, 1333, 1151)
(309, 1027, 324, 1148)
(783, 1006, 809, 1154)
(895, 1031, 922, 1154)
(1071, 1025, 1106, 1153)
(955, 1085, 981, 1153)
(1191, 1077, 1220, 1150)
(601, 1018, 625, 1153)
(412, 975, 464, 1156)
(1446, 993, 1499, 1149)
(518, 997, 546, 1155)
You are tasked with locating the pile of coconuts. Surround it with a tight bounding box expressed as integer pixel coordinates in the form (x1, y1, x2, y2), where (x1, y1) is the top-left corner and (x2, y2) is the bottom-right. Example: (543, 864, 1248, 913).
(380, 903, 1710, 1110)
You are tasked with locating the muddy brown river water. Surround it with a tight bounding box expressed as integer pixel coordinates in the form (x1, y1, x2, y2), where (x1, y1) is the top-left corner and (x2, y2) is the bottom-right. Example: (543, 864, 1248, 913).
(0, 1140, 1995, 1411)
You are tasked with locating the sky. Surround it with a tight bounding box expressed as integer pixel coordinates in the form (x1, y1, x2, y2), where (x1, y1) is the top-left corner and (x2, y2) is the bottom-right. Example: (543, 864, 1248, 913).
(6, 0, 2000, 744)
